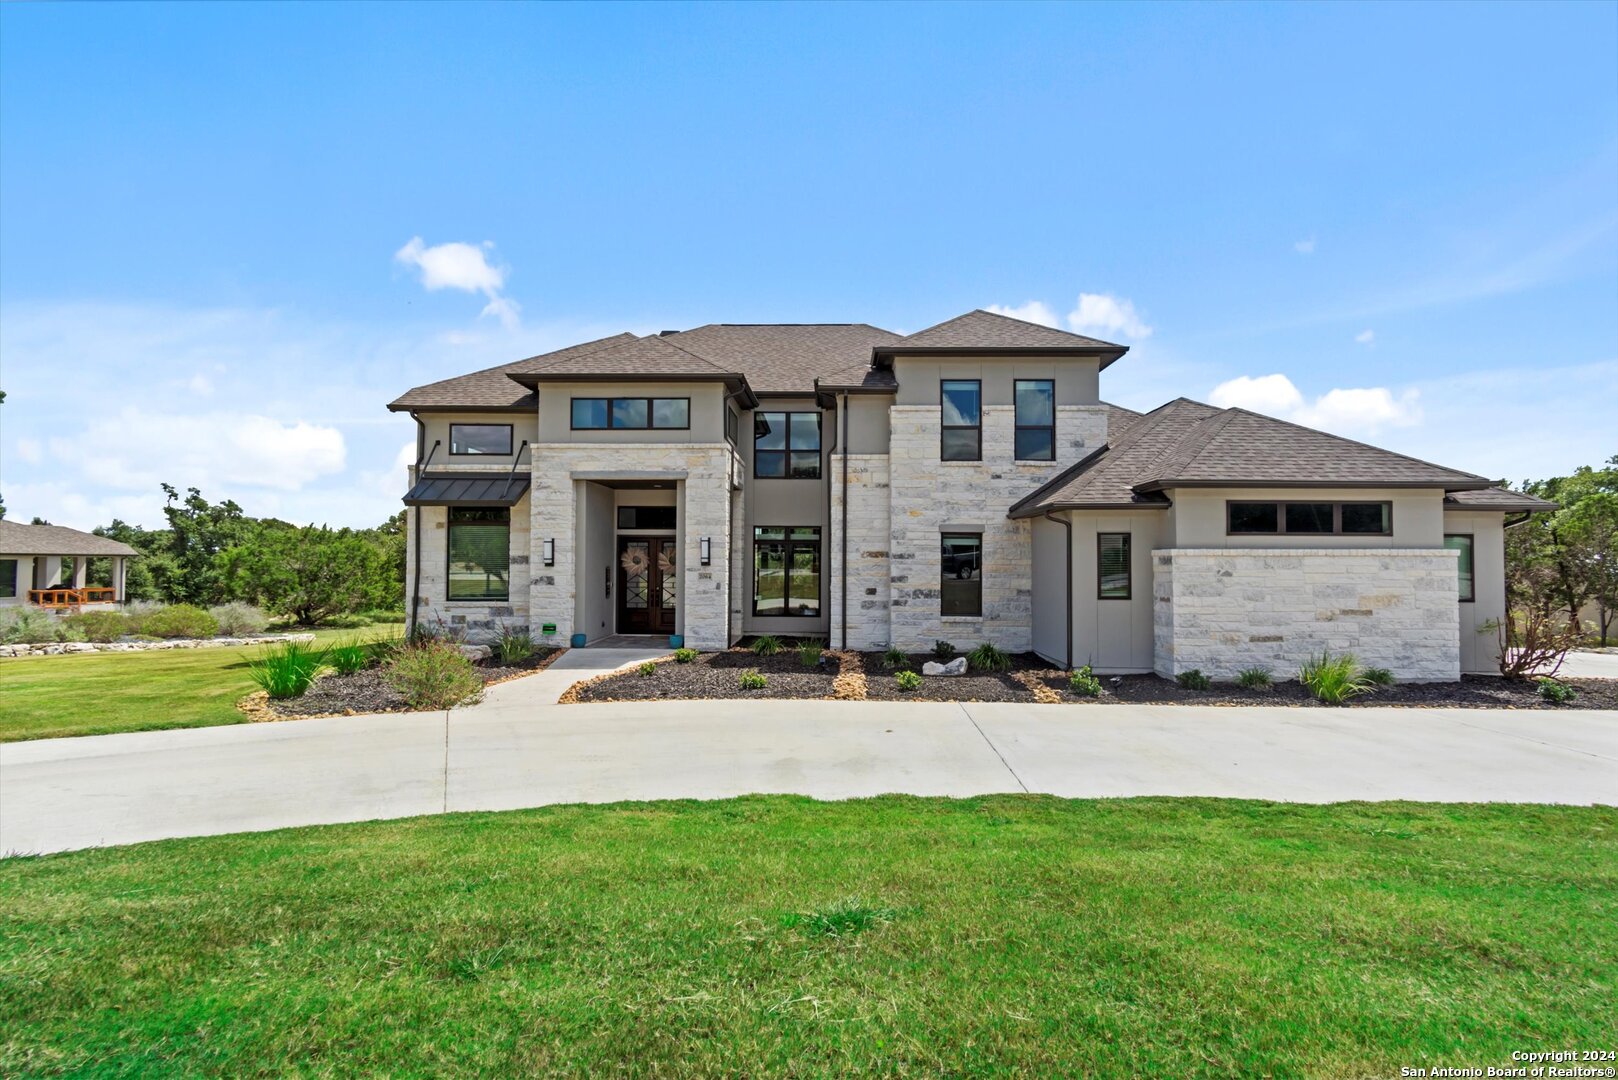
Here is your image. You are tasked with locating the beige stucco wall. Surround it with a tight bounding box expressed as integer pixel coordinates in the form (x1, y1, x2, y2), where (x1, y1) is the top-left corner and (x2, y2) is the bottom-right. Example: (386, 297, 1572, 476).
(574, 482, 616, 642)
(1168, 487, 1447, 548)
(418, 411, 537, 468)
(535, 382, 728, 444)
(738, 396, 831, 636)
(1070, 509, 1167, 672)
(843, 394, 892, 454)
(1443, 510, 1507, 675)
(892, 355, 1101, 406)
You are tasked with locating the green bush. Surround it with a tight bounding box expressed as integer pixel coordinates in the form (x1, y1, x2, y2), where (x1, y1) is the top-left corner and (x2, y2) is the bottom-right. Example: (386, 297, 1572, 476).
(385, 641, 483, 710)
(359, 608, 407, 624)
(493, 624, 535, 665)
(797, 637, 824, 666)
(1298, 651, 1371, 704)
(895, 669, 923, 692)
(673, 647, 699, 663)
(1068, 666, 1102, 696)
(966, 642, 1011, 673)
(327, 636, 375, 676)
(738, 669, 768, 690)
(0, 608, 73, 645)
(64, 610, 130, 643)
(139, 603, 221, 640)
(209, 602, 270, 636)
(1536, 677, 1577, 704)
(1176, 669, 1212, 691)
(637, 660, 658, 677)
(880, 645, 906, 669)
(247, 640, 329, 699)
(1235, 667, 1273, 690)
(932, 640, 956, 660)
(751, 634, 783, 657)
(1362, 667, 1395, 687)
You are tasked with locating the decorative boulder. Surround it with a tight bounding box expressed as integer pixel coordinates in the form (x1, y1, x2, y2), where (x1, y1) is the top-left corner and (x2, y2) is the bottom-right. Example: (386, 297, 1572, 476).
(922, 657, 968, 676)
(458, 644, 493, 663)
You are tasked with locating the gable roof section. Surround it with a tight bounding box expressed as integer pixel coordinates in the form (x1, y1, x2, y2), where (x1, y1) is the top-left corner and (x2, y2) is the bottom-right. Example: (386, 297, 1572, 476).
(0, 520, 140, 558)
(666, 324, 902, 394)
(875, 309, 1129, 367)
(387, 333, 637, 412)
(1444, 487, 1558, 511)
(503, 333, 760, 407)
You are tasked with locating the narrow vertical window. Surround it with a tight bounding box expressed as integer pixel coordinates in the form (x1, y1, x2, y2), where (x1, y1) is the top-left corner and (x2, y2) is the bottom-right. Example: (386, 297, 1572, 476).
(940, 380, 981, 461)
(1014, 379, 1055, 461)
(1445, 534, 1474, 602)
(940, 533, 982, 615)
(0, 559, 16, 599)
(1098, 533, 1131, 599)
(447, 507, 510, 600)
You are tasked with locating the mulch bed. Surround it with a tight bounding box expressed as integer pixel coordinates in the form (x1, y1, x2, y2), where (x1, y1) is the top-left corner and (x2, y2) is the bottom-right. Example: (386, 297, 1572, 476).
(573, 649, 844, 703)
(257, 648, 561, 719)
(1038, 672, 1618, 710)
(862, 651, 1054, 703)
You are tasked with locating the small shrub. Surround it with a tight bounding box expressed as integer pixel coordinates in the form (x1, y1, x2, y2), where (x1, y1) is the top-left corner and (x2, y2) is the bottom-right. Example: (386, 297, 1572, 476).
(1176, 669, 1212, 691)
(966, 642, 1011, 673)
(751, 634, 783, 658)
(493, 624, 535, 665)
(386, 641, 483, 710)
(318, 613, 372, 629)
(209, 602, 270, 636)
(673, 647, 699, 663)
(932, 640, 956, 660)
(247, 641, 328, 699)
(64, 610, 129, 643)
(637, 660, 658, 677)
(738, 669, 768, 690)
(1299, 651, 1371, 704)
(797, 637, 824, 666)
(895, 669, 923, 692)
(880, 645, 906, 669)
(1537, 677, 1577, 704)
(1235, 666, 1273, 690)
(1362, 667, 1395, 687)
(139, 603, 220, 640)
(0, 608, 71, 645)
(326, 636, 374, 676)
(1069, 665, 1102, 697)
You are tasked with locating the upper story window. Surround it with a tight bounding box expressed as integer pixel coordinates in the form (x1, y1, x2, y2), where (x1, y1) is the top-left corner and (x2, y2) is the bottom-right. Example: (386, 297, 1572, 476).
(941, 380, 981, 461)
(755, 411, 821, 479)
(1014, 379, 1055, 461)
(571, 398, 690, 431)
(1227, 501, 1392, 535)
(449, 423, 513, 456)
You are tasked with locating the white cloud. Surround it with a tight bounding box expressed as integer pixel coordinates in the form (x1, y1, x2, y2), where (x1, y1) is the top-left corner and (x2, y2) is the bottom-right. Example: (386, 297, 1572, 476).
(1294, 236, 1316, 254)
(479, 295, 522, 330)
(985, 301, 1061, 328)
(1068, 293, 1153, 340)
(1208, 373, 1421, 435)
(1354, 329, 1375, 345)
(395, 236, 521, 328)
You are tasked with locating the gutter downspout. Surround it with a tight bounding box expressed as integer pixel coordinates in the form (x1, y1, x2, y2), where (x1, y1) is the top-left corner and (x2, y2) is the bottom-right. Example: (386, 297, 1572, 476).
(1044, 509, 1073, 669)
(839, 391, 849, 651)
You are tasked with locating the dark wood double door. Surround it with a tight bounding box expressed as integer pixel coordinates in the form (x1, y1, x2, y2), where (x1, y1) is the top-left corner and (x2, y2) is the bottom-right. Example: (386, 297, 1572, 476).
(617, 536, 677, 635)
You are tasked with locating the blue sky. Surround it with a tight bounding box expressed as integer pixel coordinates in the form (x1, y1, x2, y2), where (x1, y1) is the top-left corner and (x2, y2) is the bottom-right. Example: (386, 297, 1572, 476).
(2, 1, 1614, 529)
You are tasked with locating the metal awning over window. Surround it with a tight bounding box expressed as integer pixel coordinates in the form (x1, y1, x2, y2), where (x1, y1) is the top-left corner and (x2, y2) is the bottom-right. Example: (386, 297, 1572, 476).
(402, 473, 530, 507)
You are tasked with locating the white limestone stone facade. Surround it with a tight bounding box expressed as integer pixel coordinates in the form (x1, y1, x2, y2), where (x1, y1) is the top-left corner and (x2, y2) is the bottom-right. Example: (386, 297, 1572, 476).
(1152, 548, 1462, 682)
(829, 454, 892, 649)
(886, 403, 1108, 653)
(407, 490, 532, 641)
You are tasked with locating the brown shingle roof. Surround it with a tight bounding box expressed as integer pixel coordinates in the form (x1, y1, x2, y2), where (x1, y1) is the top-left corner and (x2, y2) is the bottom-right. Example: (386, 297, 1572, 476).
(0, 520, 140, 557)
(508, 332, 737, 380)
(1444, 487, 1558, 511)
(666, 324, 902, 394)
(880, 309, 1126, 356)
(387, 333, 636, 411)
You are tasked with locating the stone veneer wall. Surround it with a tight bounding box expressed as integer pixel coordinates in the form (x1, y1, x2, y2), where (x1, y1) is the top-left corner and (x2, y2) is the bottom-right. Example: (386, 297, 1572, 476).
(409, 490, 532, 642)
(1152, 548, 1461, 682)
(830, 454, 892, 649)
(886, 404, 1108, 653)
(526, 443, 737, 650)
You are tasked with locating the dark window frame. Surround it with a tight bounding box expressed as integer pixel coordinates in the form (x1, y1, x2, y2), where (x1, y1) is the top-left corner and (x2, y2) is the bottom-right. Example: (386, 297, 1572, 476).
(752, 525, 822, 618)
(940, 531, 984, 616)
(753, 411, 822, 480)
(446, 505, 511, 602)
(1225, 500, 1393, 536)
(940, 379, 982, 462)
(1013, 379, 1055, 462)
(1445, 533, 1475, 603)
(569, 397, 691, 431)
(725, 406, 739, 445)
(448, 423, 514, 456)
(0, 558, 16, 599)
(1097, 532, 1131, 600)
(617, 505, 678, 531)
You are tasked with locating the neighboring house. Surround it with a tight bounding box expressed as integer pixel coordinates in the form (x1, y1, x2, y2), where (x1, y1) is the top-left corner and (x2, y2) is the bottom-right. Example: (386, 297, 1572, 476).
(389, 309, 1553, 680)
(0, 520, 140, 609)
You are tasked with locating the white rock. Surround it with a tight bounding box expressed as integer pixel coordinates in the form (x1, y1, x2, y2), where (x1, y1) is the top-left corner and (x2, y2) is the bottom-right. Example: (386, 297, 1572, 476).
(458, 644, 493, 662)
(922, 657, 968, 676)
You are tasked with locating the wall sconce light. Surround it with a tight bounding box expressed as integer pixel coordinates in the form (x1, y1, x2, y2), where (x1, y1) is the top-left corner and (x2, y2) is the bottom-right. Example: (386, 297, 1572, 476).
(542, 538, 555, 566)
(699, 537, 711, 566)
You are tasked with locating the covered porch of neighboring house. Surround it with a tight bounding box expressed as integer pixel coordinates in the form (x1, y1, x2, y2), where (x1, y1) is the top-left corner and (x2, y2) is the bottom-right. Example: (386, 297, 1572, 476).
(0, 521, 141, 610)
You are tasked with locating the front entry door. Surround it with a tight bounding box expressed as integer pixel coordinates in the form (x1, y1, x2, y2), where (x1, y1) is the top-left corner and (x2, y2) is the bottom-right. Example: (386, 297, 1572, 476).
(617, 536, 677, 635)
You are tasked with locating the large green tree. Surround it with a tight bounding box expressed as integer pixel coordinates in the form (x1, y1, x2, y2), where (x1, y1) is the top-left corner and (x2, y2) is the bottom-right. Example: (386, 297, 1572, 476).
(216, 525, 398, 625)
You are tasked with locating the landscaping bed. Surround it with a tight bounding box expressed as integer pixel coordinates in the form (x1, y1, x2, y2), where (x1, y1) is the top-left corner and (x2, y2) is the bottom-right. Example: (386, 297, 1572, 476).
(863, 650, 1054, 702)
(573, 648, 843, 702)
(258, 647, 561, 718)
(1039, 671, 1618, 709)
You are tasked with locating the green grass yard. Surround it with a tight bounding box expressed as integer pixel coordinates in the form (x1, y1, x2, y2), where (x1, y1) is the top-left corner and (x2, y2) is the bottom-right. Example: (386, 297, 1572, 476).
(0, 626, 403, 743)
(3, 796, 1614, 1076)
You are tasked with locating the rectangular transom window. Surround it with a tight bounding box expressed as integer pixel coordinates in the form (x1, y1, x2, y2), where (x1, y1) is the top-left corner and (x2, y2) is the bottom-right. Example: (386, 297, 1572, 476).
(753, 526, 821, 617)
(617, 505, 676, 530)
(941, 533, 982, 615)
(447, 507, 510, 600)
(1014, 379, 1055, 461)
(1445, 534, 1474, 602)
(754, 412, 821, 479)
(1098, 533, 1131, 599)
(1227, 501, 1393, 535)
(449, 424, 513, 456)
(941, 380, 982, 461)
(570, 398, 690, 430)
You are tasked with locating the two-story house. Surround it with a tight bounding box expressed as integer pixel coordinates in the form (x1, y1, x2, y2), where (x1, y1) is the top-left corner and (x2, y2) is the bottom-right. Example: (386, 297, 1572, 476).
(388, 309, 1551, 681)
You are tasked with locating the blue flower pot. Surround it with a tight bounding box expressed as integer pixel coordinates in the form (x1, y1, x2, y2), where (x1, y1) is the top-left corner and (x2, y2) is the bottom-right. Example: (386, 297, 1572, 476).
(570, 633, 588, 648)
(668, 634, 684, 649)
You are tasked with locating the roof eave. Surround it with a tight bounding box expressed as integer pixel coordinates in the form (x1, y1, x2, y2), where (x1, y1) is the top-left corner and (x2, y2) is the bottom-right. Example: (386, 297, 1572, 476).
(873, 345, 1130, 369)
(1008, 498, 1170, 520)
(1133, 477, 1499, 494)
(505, 371, 759, 409)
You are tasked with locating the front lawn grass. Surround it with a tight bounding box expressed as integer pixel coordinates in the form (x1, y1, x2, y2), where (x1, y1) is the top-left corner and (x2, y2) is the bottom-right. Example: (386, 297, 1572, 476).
(3, 796, 1614, 1076)
(0, 626, 402, 743)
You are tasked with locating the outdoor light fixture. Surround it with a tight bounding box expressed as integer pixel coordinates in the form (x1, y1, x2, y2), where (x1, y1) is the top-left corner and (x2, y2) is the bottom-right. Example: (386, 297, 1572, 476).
(542, 538, 555, 566)
(699, 537, 711, 566)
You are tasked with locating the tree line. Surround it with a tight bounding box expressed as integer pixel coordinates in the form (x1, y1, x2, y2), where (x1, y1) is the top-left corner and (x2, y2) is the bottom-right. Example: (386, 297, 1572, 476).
(1507, 456, 1618, 646)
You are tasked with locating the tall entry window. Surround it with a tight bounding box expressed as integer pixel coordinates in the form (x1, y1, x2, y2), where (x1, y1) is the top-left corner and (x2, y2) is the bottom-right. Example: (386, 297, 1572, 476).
(940, 533, 982, 615)
(1014, 379, 1055, 461)
(753, 527, 821, 616)
(1445, 534, 1474, 602)
(754, 412, 821, 479)
(447, 507, 510, 600)
(941, 380, 981, 461)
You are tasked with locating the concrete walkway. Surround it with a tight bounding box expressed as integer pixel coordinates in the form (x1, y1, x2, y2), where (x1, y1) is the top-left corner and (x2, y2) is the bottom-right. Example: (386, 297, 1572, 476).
(486, 643, 670, 705)
(4, 696, 1614, 855)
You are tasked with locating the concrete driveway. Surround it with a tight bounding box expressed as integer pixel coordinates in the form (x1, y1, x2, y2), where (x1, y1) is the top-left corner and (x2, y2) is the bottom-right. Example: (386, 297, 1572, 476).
(4, 696, 1614, 855)
(1562, 649, 1618, 680)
